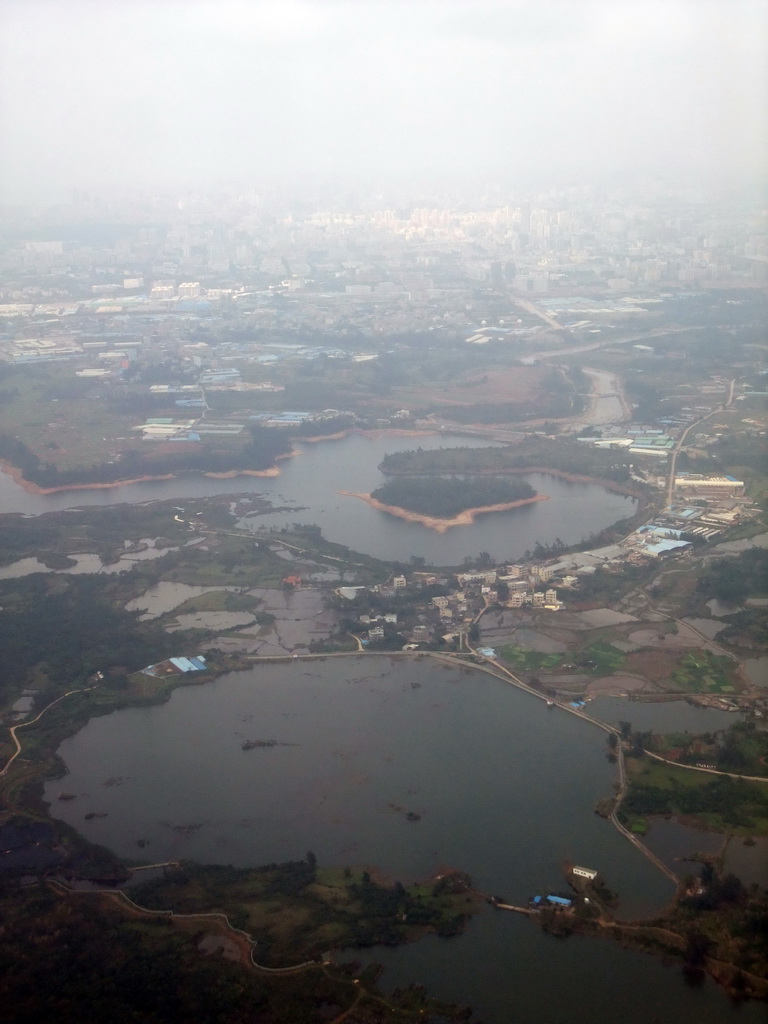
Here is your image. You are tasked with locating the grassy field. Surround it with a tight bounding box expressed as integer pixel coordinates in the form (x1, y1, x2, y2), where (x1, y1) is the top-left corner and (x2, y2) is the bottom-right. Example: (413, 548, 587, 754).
(623, 757, 768, 836)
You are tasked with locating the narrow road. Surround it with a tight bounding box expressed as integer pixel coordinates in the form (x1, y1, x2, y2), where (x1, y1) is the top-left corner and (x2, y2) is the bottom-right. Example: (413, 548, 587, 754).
(465, 641, 679, 885)
(532, 325, 706, 363)
(665, 378, 735, 505)
(1, 683, 100, 777)
(512, 296, 567, 332)
(644, 748, 768, 785)
(46, 878, 322, 975)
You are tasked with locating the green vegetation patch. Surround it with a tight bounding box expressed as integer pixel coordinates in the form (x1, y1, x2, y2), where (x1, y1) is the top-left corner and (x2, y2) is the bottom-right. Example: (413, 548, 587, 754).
(133, 860, 478, 967)
(371, 476, 535, 519)
(0, 364, 291, 487)
(499, 639, 625, 678)
(0, 885, 471, 1023)
(671, 651, 737, 693)
(622, 758, 768, 835)
(582, 641, 626, 675)
(651, 722, 768, 778)
(498, 643, 562, 673)
(0, 573, 197, 710)
(697, 548, 768, 606)
(379, 436, 640, 486)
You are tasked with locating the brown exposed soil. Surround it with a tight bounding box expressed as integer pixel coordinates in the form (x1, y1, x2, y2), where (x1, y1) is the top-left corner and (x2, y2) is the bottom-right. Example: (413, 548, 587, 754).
(624, 649, 685, 685)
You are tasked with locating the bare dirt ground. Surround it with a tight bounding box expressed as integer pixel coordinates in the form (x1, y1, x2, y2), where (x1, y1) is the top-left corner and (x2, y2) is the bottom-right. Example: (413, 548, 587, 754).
(624, 649, 685, 685)
(628, 625, 720, 653)
(385, 364, 544, 410)
(585, 673, 653, 696)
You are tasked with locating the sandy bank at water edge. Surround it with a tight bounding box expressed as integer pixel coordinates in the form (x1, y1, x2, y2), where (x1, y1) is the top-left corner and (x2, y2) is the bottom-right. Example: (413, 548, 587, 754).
(339, 490, 549, 533)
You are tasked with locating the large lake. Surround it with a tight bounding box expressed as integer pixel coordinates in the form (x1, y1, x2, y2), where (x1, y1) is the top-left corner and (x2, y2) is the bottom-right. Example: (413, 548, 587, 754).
(0, 432, 636, 563)
(45, 656, 761, 1024)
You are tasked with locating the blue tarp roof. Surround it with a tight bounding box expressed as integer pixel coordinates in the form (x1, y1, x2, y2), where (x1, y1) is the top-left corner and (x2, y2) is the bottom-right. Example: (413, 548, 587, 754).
(170, 656, 204, 673)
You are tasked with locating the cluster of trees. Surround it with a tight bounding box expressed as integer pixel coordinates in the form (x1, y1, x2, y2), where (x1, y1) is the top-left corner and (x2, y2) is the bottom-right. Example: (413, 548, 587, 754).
(0, 574, 191, 707)
(717, 607, 767, 651)
(684, 864, 746, 912)
(0, 424, 291, 488)
(1, 883, 438, 1023)
(134, 857, 472, 966)
(295, 414, 356, 436)
(714, 432, 768, 474)
(0, 888, 269, 1023)
(620, 774, 768, 831)
(379, 439, 637, 486)
(348, 871, 469, 944)
(697, 548, 768, 605)
(657, 723, 768, 776)
(371, 476, 535, 518)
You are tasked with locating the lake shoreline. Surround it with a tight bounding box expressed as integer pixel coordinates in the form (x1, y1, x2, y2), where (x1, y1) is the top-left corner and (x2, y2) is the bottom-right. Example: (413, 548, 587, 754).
(1, 430, 642, 505)
(379, 464, 646, 500)
(339, 490, 550, 532)
(0, 458, 287, 495)
(0, 429, 440, 496)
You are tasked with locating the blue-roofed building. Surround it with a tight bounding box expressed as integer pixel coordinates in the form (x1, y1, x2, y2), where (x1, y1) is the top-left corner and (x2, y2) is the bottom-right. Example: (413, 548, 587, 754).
(170, 656, 206, 673)
(546, 895, 572, 907)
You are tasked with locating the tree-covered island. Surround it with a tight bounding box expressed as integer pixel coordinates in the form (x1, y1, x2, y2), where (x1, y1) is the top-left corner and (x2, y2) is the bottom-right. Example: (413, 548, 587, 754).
(368, 475, 538, 520)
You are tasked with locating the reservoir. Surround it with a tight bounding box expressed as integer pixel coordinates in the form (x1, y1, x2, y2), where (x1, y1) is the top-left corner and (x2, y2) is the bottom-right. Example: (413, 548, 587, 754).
(44, 655, 759, 1023)
(0, 432, 636, 563)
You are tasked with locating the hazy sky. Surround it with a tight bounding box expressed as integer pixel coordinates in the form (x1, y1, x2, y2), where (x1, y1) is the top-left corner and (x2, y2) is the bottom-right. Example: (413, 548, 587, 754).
(1, 0, 766, 203)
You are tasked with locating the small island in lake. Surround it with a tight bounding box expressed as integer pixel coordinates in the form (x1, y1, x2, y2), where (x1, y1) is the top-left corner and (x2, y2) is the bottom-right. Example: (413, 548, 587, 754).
(342, 475, 546, 532)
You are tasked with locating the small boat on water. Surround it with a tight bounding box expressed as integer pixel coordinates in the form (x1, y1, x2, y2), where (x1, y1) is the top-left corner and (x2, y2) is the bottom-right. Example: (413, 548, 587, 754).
(546, 700, 555, 708)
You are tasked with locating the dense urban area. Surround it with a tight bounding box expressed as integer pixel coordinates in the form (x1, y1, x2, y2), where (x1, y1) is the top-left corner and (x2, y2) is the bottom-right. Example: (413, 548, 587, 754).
(1, 183, 767, 1022)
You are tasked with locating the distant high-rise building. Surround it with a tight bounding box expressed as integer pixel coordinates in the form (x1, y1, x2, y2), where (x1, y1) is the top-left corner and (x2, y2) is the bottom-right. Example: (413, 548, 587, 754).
(178, 281, 202, 299)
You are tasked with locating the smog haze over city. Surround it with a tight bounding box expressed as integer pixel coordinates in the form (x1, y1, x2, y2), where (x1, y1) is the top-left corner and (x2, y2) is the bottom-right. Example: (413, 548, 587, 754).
(1, 0, 766, 202)
(1, 3, 768, 1024)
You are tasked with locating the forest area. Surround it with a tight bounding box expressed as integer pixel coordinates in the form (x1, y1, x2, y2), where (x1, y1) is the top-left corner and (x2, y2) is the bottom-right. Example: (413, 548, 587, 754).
(371, 475, 535, 517)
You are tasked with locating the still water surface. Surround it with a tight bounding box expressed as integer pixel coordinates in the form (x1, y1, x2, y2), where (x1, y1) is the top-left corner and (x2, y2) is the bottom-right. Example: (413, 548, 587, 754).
(47, 657, 670, 912)
(44, 656, 760, 1023)
(0, 433, 636, 563)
